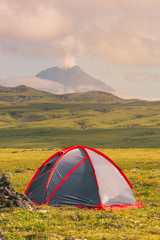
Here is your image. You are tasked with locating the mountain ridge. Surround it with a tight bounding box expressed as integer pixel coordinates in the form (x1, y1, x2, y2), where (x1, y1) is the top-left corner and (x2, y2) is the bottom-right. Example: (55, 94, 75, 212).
(1, 84, 160, 105)
(0, 84, 123, 104)
(36, 65, 115, 94)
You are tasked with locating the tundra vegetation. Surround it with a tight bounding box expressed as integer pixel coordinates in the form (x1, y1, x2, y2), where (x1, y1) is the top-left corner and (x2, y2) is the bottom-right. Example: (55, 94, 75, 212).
(0, 148, 159, 240)
(0, 86, 160, 149)
(0, 86, 160, 239)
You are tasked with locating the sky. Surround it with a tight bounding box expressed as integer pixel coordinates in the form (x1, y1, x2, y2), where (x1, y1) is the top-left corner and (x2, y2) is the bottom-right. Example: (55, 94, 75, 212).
(0, 0, 160, 100)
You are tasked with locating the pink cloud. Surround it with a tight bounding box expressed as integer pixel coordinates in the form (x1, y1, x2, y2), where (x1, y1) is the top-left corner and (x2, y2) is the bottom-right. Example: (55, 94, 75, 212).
(0, 0, 160, 67)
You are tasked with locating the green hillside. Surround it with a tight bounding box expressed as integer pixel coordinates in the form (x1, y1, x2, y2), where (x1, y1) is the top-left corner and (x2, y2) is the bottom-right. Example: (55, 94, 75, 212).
(0, 85, 128, 104)
(0, 85, 160, 148)
(0, 85, 61, 103)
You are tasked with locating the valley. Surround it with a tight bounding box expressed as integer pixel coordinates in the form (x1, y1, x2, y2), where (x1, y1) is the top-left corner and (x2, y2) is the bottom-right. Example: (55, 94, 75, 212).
(0, 85, 160, 148)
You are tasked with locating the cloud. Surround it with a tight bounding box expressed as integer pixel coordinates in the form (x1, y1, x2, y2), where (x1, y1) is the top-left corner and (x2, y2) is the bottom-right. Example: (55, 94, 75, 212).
(0, 0, 160, 67)
(115, 90, 160, 101)
(0, 76, 65, 94)
(125, 72, 160, 82)
(0, 1, 72, 40)
(0, 76, 108, 94)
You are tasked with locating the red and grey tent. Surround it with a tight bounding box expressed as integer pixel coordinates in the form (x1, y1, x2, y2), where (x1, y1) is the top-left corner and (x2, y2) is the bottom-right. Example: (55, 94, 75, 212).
(25, 146, 144, 210)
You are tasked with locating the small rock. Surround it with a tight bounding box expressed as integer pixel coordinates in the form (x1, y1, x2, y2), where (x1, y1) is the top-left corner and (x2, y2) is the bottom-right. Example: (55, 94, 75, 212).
(0, 174, 37, 211)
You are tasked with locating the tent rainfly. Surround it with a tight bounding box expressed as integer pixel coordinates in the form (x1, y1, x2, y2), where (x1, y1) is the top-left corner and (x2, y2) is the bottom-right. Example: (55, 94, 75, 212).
(25, 146, 144, 210)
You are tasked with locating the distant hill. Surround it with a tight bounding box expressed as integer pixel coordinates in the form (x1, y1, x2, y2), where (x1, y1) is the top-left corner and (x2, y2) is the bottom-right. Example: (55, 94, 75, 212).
(36, 65, 115, 94)
(58, 91, 125, 103)
(0, 85, 61, 103)
(1, 84, 160, 105)
(0, 85, 124, 104)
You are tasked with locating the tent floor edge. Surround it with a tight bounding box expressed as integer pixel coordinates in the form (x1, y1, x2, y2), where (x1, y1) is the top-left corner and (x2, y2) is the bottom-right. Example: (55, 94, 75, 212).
(76, 202, 144, 211)
(29, 197, 144, 210)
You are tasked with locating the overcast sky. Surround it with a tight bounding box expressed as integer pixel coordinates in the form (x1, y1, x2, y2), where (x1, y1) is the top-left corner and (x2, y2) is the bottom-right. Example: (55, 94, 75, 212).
(0, 0, 160, 99)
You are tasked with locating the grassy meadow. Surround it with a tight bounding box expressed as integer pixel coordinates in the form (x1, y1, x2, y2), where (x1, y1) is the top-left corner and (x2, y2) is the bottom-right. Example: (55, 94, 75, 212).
(0, 148, 160, 240)
(0, 86, 160, 148)
(0, 101, 160, 149)
(0, 87, 160, 239)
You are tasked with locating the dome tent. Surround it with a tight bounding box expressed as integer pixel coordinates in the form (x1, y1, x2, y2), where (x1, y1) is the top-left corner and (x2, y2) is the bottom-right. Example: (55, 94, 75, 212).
(25, 146, 143, 210)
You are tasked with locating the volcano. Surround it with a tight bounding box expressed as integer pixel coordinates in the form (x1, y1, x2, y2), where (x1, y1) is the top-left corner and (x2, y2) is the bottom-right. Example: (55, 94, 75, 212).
(36, 65, 115, 94)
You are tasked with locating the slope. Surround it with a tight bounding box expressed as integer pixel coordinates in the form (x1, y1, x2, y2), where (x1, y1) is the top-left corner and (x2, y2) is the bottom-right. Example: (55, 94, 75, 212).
(0, 85, 160, 148)
(36, 65, 115, 94)
(0, 85, 62, 104)
(0, 85, 125, 104)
